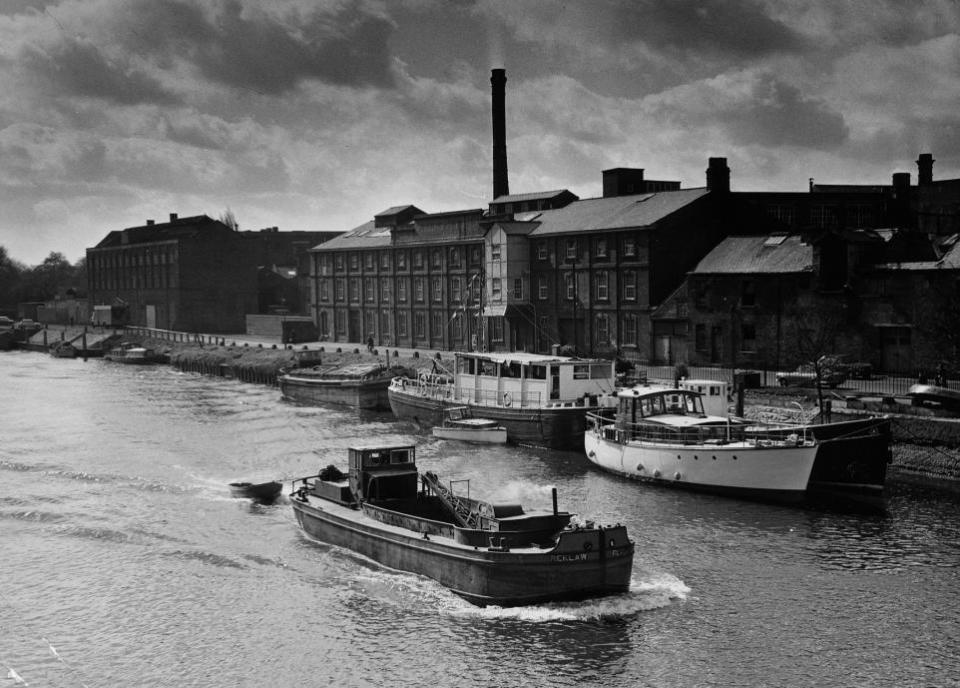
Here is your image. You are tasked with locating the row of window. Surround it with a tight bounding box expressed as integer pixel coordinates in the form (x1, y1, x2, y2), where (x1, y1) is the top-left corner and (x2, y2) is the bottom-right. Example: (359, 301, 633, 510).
(316, 270, 641, 305)
(88, 247, 179, 272)
(91, 265, 175, 291)
(318, 245, 483, 275)
(319, 308, 641, 348)
(534, 236, 641, 262)
(317, 235, 647, 276)
(320, 276, 483, 304)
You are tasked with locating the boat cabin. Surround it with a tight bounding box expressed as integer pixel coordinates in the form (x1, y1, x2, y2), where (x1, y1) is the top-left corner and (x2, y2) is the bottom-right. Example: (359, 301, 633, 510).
(452, 352, 614, 408)
(348, 444, 418, 502)
(679, 379, 731, 418)
(614, 386, 708, 427)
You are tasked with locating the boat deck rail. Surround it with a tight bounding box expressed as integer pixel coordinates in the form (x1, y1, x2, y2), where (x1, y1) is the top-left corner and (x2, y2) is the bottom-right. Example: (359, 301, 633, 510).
(586, 411, 813, 447)
(392, 374, 602, 409)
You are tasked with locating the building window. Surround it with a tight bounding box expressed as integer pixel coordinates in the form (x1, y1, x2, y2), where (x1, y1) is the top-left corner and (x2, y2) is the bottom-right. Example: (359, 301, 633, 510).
(741, 280, 756, 307)
(538, 275, 548, 300)
(811, 205, 838, 228)
(597, 313, 609, 343)
(595, 238, 608, 258)
(413, 251, 424, 269)
(415, 312, 426, 338)
(397, 277, 407, 302)
(491, 243, 502, 260)
(595, 271, 609, 301)
(537, 241, 548, 260)
(565, 273, 576, 300)
(349, 278, 359, 302)
(695, 323, 707, 352)
(770, 205, 796, 226)
(397, 311, 408, 337)
(320, 280, 330, 302)
(741, 323, 756, 352)
(623, 270, 636, 301)
(380, 252, 391, 270)
(452, 277, 461, 302)
(622, 314, 638, 346)
(449, 247, 460, 267)
(623, 236, 636, 257)
(490, 317, 504, 343)
(432, 276, 442, 302)
(336, 310, 346, 334)
(397, 251, 407, 270)
(492, 278, 502, 301)
(513, 278, 523, 299)
(380, 310, 391, 341)
(414, 277, 425, 302)
(432, 312, 444, 338)
(364, 253, 374, 270)
(431, 249, 442, 269)
(335, 254, 345, 271)
(320, 311, 329, 337)
(470, 246, 481, 264)
(350, 253, 359, 270)
(471, 276, 481, 302)
(380, 281, 391, 301)
(335, 279, 345, 302)
(364, 277, 375, 302)
(565, 239, 578, 262)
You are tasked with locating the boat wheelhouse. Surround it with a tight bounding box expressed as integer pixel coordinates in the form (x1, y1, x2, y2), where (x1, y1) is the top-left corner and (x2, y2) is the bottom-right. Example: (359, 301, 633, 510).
(388, 351, 615, 449)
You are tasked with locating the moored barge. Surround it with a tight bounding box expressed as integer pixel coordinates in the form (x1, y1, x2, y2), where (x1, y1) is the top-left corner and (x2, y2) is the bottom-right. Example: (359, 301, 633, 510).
(387, 351, 615, 449)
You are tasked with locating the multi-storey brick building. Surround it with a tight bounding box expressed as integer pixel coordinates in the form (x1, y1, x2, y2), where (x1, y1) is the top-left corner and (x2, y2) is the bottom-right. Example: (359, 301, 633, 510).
(87, 214, 335, 333)
(310, 206, 488, 349)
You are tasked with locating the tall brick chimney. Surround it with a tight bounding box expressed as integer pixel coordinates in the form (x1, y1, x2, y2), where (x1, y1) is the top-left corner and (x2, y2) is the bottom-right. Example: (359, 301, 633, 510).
(706, 157, 730, 193)
(917, 153, 934, 186)
(491, 68, 509, 200)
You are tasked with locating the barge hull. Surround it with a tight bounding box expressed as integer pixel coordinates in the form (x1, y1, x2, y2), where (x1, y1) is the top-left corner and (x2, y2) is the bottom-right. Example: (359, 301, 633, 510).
(388, 388, 591, 450)
(292, 498, 633, 607)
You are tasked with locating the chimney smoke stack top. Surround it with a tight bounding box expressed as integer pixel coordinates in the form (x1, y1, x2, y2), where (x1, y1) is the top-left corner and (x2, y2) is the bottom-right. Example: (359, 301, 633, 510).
(491, 69, 509, 200)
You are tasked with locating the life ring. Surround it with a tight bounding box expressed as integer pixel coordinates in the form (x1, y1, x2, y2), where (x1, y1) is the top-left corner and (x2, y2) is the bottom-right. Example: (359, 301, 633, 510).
(502, 393, 512, 407)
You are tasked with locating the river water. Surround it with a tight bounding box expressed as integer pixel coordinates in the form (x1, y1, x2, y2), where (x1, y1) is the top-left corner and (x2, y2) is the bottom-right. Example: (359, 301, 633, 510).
(1, 352, 958, 688)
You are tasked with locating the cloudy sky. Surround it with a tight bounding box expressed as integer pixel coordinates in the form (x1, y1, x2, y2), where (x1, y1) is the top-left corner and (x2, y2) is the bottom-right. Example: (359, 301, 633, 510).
(1, 0, 958, 265)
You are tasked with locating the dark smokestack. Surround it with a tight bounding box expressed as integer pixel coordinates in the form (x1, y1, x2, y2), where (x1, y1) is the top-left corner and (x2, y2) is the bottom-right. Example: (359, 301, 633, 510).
(491, 68, 509, 200)
(917, 153, 934, 186)
(706, 157, 730, 193)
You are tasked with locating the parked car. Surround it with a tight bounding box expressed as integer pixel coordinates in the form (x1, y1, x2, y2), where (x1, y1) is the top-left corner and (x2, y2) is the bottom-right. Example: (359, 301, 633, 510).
(829, 354, 873, 380)
(776, 357, 848, 388)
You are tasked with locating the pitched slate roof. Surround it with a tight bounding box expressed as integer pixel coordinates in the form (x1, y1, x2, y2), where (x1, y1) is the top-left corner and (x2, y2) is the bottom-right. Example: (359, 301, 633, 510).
(492, 190, 572, 203)
(93, 215, 232, 248)
(875, 239, 960, 271)
(528, 188, 709, 236)
(311, 220, 392, 251)
(691, 234, 812, 274)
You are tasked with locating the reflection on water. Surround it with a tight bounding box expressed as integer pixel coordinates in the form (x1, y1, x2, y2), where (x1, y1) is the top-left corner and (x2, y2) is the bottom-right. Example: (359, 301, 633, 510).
(1, 353, 959, 687)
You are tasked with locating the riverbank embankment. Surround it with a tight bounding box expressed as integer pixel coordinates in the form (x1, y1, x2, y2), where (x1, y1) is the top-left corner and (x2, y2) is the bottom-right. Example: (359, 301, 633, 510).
(59, 328, 960, 491)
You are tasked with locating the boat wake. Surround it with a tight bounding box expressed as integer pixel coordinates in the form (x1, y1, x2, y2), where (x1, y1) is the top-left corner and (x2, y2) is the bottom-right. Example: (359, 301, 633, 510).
(344, 567, 688, 622)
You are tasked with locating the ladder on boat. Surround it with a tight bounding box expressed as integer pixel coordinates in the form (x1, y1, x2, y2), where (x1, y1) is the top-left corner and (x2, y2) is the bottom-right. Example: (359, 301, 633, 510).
(422, 471, 481, 529)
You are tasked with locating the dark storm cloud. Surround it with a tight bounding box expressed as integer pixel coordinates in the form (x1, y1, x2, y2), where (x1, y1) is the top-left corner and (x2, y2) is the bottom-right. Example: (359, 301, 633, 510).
(722, 76, 848, 149)
(19, 38, 181, 105)
(112, 0, 398, 95)
(609, 0, 807, 58)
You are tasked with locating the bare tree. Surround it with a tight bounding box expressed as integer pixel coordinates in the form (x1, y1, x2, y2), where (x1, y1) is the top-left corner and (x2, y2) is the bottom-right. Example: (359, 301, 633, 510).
(219, 208, 239, 231)
(780, 298, 847, 412)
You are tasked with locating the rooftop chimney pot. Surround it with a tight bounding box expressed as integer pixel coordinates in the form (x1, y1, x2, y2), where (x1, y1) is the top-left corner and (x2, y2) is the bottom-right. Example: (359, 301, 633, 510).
(917, 153, 934, 186)
(706, 157, 730, 193)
